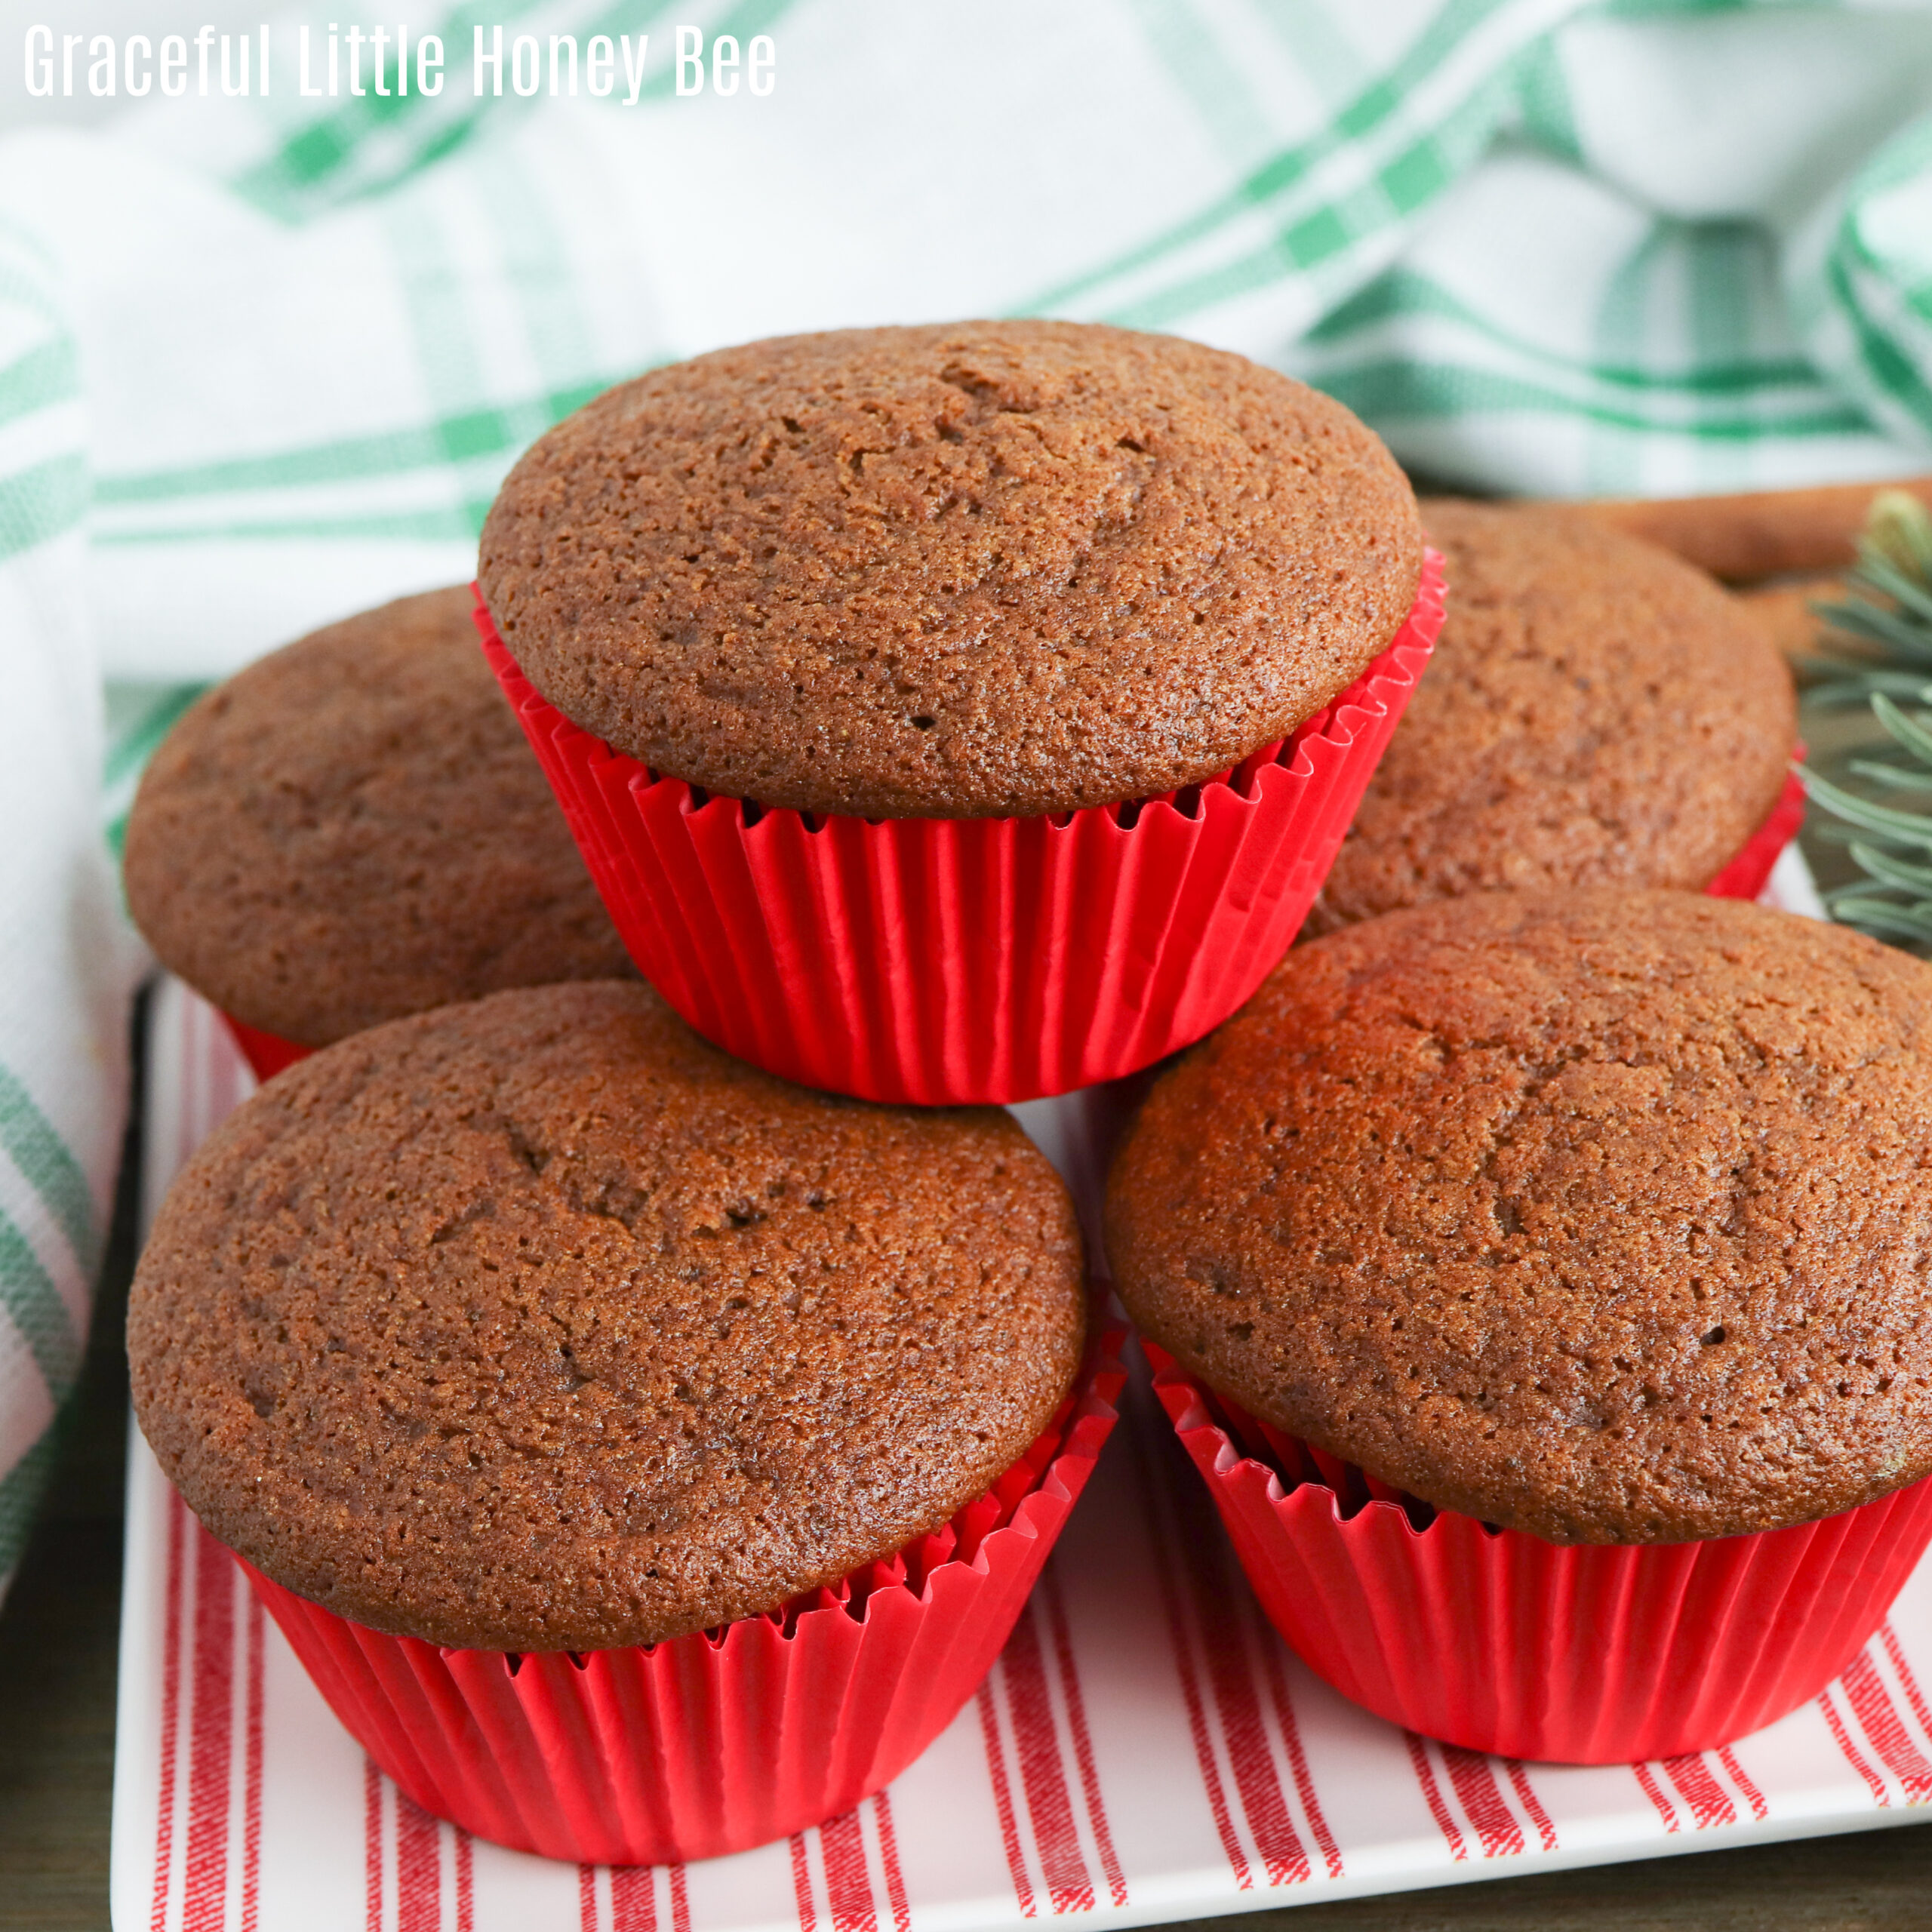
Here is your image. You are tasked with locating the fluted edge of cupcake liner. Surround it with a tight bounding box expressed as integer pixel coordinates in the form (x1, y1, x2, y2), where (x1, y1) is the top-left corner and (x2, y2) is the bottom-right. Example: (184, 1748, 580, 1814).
(1704, 761, 1807, 903)
(238, 1316, 1127, 1866)
(1146, 1345, 1932, 1764)
(475, 552, 1447, 1105)
(217, 1011, 311, 1081)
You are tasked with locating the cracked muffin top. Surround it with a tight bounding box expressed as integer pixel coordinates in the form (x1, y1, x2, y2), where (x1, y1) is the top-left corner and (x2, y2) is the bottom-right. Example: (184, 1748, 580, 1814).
(478, 320, 1422, 818)
(129, 980, 1086, 1650)
(1108, 889, 1932, 1544)
(1303, 501, 1795, 934)
(124, 586, 633, 1048)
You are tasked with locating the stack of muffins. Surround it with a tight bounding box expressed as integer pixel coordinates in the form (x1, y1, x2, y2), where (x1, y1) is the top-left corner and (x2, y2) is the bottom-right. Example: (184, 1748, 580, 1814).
(126, 318, 1923, 1868)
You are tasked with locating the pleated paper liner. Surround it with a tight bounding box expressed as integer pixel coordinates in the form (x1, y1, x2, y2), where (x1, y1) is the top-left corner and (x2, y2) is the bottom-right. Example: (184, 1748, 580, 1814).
(221, 750, 1795, 1097)
(231, 1315, 1125, 1867)
(218, 1011, 312, 1081)
(475, 553, 1447, 1106)
(221, 746, 1788, 1092)
(1705, 758, 1807, 902)
(1146, 1346, 1932, 1765)
(219, 749, 1794, 1096)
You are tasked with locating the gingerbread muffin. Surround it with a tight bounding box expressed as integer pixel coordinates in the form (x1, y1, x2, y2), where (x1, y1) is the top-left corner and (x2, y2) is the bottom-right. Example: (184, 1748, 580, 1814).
(1109, 888, 1932, 1545)
(469, 323, 1441, 1106)
(478, 320, 1423, 819)
(124, 586, 632, 1050)
(130, 980, 1087, 1651)
(1303, 503, 1796, 934)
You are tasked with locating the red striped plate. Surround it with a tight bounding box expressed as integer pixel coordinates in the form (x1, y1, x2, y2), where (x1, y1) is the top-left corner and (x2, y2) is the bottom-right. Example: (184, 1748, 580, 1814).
(118, 867, 1932, 1932)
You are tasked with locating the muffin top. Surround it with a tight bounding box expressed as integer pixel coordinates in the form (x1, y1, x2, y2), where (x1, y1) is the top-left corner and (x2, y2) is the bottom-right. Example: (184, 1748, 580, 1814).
(130, 981, 1086, 1650)
(1304, 502, 1796, 934)
(478, 320, 1422, 819)
(124, 587, 634, 1048)
(1108, 890, 1932, 1544)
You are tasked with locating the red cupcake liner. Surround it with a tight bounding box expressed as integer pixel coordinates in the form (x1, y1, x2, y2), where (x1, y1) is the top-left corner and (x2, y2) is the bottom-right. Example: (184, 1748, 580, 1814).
(475, 555, 1446, 1106)
(1146, 1346, 1932, 1764)
(218, 1012, 312, 1081)
(236, 1316, 1125, 1866)
(1704, 756, 1807, 902)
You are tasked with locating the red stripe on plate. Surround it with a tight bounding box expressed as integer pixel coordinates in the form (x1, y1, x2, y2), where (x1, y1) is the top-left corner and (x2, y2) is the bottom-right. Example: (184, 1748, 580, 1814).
(149, 1491, 188, 1932)
(242, 1592, 264, 1932)
(1502, 1761, 1558, 1853)
(396, 1795, 441, 1932)
(1841, 1652, 1932, 1802)
(1881, 1625, 1932, 1749)
(1440, 1746, 1523, 1858)
(1403, 1734, 1466, 1862)
(455, 1833, 475, 1932)
(669, 1861, 691, 1932)
(183, 1530, 237, 1931)
(1040, 1567, 1128, 1907)
(789, 1832, 819, 1932)
(365, 1758, 385, 1932)
(579, 1863, 600, 1932)
(1817, 1691, 1890, 1806)
(976, 1683, 1038, 1917)
(1189, 1549, 1307, 1887)
(1246, 1595, 1342, 1881)
(1662, 1755, 1736, 1829)
(1124, 1416, 1250, 1887)
(819, 1808, 879, 1932)
(1631, 1764, 1679, 1832)
(611, 1866, 655, 1932)
(1716, 1748, 1767, 1823)
(1001, 1605, 1096, 1911)
(872, 1792, 912, 1932)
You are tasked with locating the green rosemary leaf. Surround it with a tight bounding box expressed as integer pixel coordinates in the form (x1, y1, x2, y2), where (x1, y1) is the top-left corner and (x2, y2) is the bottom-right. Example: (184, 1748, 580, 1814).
(1788, 492, 1932, 951)
(1825, 900, 1932, 944)
(1854, 555, 1932, 629)
(1872, 692, 1932, 766)
(1801, 766, 1932, 847)
(1845, 843, 1932, 894)
(1863, 491, 1932, 581)
(1795, 672, 1932, 707)
(1844, 758, 1932, 790)
(1812, 598, 1932, 663)
(1796, 623, 1894, 668)
(1800, 598, 1893, 653)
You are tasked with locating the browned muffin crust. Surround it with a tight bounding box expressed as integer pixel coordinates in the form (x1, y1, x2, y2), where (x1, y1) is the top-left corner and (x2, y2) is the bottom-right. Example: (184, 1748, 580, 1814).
(1108, 890, 1932, 1544)
(1304, 502, 1796, 934)
(478, 321, 1422, 819)
(124, 587, 633, 1048)
(130, 982, 1087, 1651)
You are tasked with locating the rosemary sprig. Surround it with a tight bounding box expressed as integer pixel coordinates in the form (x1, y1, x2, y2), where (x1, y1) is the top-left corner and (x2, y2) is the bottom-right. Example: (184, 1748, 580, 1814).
(1801, 491, 1932, 949)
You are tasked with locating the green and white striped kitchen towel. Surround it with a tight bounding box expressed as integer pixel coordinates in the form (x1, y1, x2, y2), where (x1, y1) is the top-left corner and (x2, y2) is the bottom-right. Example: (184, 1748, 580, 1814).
(4, 0, 1932, 1600)
(0, 223, 143, 1606)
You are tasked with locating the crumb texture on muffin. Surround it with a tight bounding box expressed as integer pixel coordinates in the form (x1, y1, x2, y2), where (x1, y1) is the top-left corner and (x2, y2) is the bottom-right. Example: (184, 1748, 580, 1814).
(478, 321, 1422, 818)
(130, 983, 1087, 1650)
(124, 586, 633, 1047)
(1108, 890, 1932, 1543)
(1304, 501, 1797, 933)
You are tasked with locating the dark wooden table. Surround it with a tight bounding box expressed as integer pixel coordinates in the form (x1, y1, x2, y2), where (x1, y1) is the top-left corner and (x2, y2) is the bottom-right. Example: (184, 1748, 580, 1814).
(6, 1004, 1932, 1930)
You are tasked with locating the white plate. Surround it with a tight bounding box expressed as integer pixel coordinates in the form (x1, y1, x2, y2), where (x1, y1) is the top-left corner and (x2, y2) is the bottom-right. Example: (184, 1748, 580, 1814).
(113, 860, 1932, 1932)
